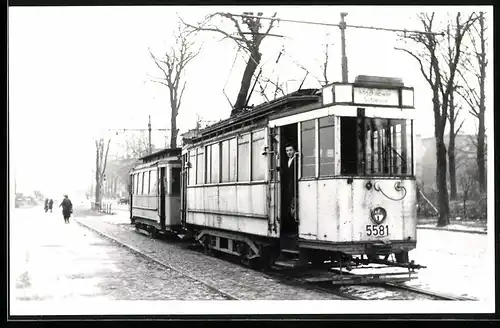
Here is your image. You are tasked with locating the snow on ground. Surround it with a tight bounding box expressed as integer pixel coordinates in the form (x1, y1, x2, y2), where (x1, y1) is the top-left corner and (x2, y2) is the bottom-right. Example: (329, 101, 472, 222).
(406, 229, 492, 301)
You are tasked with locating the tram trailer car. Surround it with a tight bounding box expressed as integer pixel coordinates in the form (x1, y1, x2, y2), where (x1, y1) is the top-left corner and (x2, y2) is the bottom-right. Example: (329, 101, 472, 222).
(180, 75, 421, 281)
(129, 148, 183, 237)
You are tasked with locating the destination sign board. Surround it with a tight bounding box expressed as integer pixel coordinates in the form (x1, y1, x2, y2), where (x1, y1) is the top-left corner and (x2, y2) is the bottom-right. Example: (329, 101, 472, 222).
(353, 87, 399, 106)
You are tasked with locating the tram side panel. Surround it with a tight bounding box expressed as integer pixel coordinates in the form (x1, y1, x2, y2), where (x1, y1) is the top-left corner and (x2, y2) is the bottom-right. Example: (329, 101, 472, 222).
(165, 165, 182, 229)
(186, 183, 270, 237)
(298, 178, 416, 248)
(131, 168, 161, 228)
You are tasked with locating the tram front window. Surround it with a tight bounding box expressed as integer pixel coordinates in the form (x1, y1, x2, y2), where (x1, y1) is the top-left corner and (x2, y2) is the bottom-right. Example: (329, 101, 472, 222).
(340, 117, 413, 176)
(364, 118, 413, 176)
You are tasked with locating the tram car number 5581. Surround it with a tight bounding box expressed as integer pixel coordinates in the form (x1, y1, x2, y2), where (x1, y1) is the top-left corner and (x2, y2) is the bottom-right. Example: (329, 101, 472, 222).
(366, 224, 390, 236)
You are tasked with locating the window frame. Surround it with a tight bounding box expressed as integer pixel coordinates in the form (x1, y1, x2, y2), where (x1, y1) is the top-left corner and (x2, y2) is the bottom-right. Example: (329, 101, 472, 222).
(251, 129, 267, 181)
(237, 133, 251, 182)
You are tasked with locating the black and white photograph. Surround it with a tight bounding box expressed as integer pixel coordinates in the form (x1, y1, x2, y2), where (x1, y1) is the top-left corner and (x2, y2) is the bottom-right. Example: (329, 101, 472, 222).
(8, 5, 495, 317)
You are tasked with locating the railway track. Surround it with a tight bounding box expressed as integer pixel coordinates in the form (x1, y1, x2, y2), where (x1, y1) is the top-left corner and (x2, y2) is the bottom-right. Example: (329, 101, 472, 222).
(79, 220, 476, 301)
(140, 228, 478, 301)
(381, 282, 477, 301)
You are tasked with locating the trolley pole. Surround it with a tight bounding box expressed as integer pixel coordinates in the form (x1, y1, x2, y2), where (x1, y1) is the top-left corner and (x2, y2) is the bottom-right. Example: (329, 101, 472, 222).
(340, 12, 348, 83)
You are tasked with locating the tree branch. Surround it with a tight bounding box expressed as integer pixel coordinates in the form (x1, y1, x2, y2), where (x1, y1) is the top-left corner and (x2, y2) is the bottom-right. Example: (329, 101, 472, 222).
(395, 47, 433, 87)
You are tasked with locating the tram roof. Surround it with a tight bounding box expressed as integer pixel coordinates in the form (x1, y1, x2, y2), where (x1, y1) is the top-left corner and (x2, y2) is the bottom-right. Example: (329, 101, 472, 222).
(186, 89, 320, 142)
(139, 147, 182, 163)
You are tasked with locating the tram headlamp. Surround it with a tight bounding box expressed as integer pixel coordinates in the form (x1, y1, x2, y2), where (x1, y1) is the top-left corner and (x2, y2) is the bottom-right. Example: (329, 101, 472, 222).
(402, 89, 414, 107)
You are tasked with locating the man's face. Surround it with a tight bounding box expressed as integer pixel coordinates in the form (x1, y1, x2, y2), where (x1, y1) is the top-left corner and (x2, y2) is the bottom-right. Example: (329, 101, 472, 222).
(285, 146, 295, 158)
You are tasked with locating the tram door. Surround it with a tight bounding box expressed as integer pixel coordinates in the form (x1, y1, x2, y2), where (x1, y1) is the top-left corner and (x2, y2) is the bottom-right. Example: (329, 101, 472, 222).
(159, 167, 166, 230)
(180, 154, 188, 226)
(279, 123, 299, 238)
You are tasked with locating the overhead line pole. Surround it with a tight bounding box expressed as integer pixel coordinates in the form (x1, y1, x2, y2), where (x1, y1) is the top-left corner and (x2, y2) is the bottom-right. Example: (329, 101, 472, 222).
(109, 116, 169, 155)
(231, 13, 445, 83)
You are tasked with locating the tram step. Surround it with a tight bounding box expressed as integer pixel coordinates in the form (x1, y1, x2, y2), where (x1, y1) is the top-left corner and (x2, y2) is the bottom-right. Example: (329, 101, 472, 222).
(274, 259, 306, 269)
(281, 248, 299, 255)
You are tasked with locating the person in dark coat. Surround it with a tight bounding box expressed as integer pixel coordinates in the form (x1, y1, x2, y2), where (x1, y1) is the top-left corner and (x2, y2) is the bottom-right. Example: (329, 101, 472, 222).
(281, 143, 299, 234)
(48, 199, 54, 212)
(44, 198, 49, 213)
(59, 195, 73, 223)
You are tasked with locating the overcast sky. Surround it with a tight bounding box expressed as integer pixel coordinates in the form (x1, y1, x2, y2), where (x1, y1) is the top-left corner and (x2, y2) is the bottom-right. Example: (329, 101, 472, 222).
(9, 5, 493, 196)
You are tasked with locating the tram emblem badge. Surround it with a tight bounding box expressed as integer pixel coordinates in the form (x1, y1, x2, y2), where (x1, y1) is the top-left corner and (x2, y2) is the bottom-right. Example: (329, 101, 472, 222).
(370, 207, 387, 225)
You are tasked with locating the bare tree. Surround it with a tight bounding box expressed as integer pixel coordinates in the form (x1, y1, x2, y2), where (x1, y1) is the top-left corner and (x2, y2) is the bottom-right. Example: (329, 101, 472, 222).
(320, 32, 332, 85)
(447, 86, 465, 201)
(94, 138, 111, 207)
(183, 12, 278, 116)
(124, 132, 150, 159)
(149, 21, 201, 148)
(459, 161, 478, 220)
(258, 75, 286, 101)
(455, 11, 488, 194)
(395, 12, 478, 226)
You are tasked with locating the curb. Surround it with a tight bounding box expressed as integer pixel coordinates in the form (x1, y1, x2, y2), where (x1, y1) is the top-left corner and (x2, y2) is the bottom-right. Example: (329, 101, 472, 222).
(417, 226, 487, 235)
(73, 217, 241, 301)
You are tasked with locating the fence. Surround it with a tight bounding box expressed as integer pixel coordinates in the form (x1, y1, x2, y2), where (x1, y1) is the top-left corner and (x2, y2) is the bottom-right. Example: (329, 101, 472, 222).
(90, 201, 113, 214)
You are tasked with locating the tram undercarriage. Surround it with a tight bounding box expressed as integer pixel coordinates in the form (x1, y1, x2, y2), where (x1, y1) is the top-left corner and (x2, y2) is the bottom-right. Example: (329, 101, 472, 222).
(188, 226, 425, 285)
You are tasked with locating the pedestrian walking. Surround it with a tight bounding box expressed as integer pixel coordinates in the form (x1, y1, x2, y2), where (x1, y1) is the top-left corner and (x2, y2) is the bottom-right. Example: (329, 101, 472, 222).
(59, 195, 73, 224)
(48, 199, 54, 213)
(44, 198, 49, 213)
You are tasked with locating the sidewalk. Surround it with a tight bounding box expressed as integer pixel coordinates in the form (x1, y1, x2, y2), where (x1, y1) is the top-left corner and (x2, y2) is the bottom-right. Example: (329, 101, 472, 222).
(417, 217, 487, 235)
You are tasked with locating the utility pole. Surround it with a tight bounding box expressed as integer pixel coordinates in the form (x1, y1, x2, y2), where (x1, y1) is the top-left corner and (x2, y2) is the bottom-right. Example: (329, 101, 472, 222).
(232, 13, 444, 83)
(340, 12, 348, 83)
(109, 116, 169, 156)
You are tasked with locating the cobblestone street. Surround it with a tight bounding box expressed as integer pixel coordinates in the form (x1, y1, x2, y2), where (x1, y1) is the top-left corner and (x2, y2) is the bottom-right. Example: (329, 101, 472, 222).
(74, 207, 345, 301)
(9, 206, 232, 308)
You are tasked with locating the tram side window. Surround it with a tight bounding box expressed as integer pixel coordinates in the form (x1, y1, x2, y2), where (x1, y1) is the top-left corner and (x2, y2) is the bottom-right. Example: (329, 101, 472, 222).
(144, 171, 150, 194)
(251, 130, 266, 181)
(319, 116, 335, 176)
(221, 140, 232, 182)
(221, 139, 238, 183)
(189, 151, 196, 185)
(238, 134, 250, 181)
(193, 147, 205, 184)
(150, 169, 158, 195)
(138, 172, 143, 195)
(133, 173, 139, 195)
(205, 143, 219, 184)
(340, 117, 358, 175)
(171, 167, 181, 196)
(229, 138, 237, 182)
(301, 120, 316, 178)
(196, 148, 204, 184)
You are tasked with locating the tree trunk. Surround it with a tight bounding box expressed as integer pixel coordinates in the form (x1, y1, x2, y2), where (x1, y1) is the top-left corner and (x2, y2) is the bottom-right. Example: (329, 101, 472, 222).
(477, 119, 486, 193)
(477, 11, 487, 194)
(436, 136, 450, 226)
(448, 92, 457, 201)
(433, 92, 450, 227)
(170, 105, 178, 149)
(232, 50, 262, 116)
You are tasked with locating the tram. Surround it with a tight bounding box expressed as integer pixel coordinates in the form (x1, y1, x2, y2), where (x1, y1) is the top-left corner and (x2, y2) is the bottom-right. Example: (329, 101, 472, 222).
(130, 75, 422, 283)
(129, 148, 183, 237)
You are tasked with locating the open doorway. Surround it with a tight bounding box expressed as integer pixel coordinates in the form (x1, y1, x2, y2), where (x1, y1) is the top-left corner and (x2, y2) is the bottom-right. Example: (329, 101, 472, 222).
(280, 123, 299, 239)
